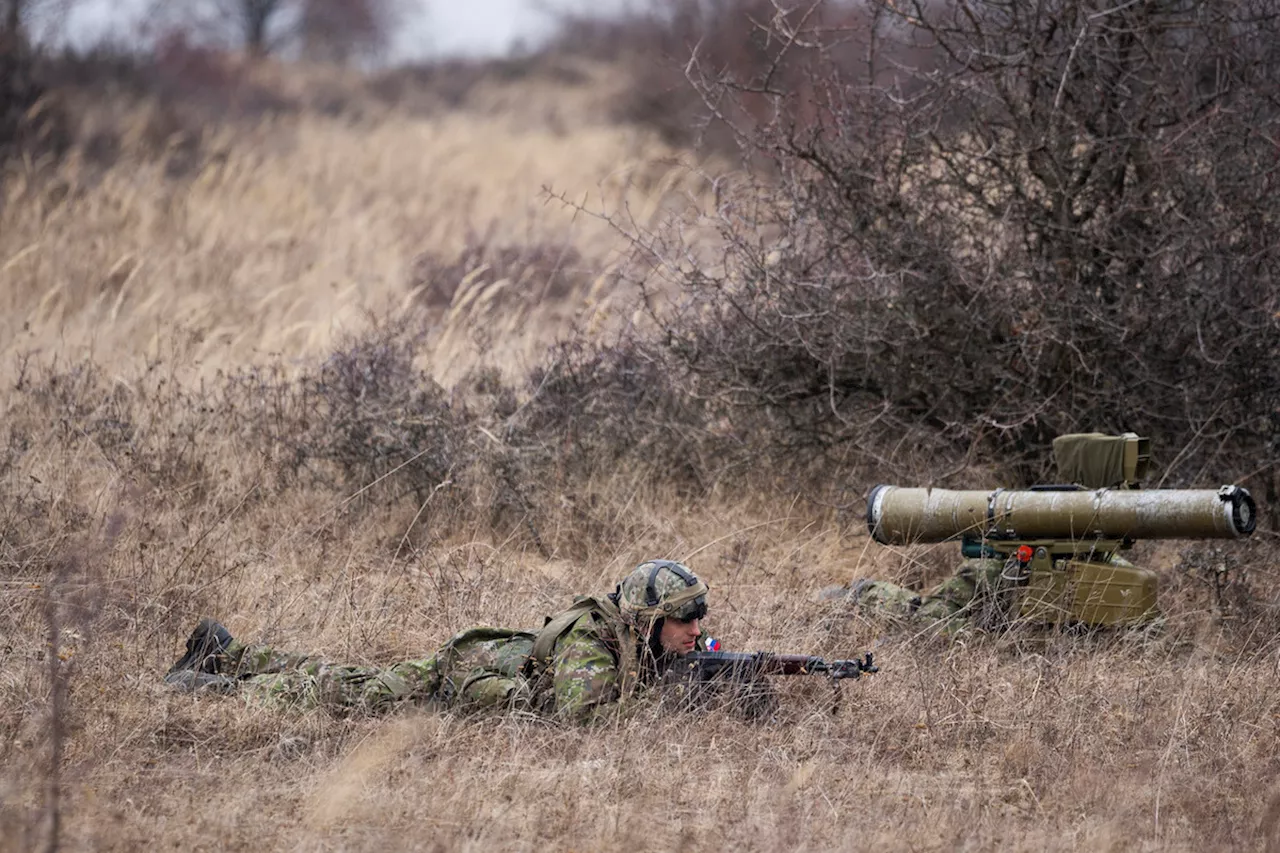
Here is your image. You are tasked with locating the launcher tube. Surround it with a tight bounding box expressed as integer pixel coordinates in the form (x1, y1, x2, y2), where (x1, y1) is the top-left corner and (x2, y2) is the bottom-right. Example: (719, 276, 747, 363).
(866, 484, 1256, 545)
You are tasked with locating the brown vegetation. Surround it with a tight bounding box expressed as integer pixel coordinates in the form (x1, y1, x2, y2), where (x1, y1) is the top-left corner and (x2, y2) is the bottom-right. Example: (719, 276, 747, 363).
(3, 3, 1280, 851)
(587, 0, 1280, 488)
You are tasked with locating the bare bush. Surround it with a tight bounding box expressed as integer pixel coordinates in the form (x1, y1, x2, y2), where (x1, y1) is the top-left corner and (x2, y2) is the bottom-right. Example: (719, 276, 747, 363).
(273, 322, 471, 507)
(2, 322, 712, 563)
(366, 54, 592, 115)
(297, 0, 402, 65)
(518, 337, 717, 488)
(608, 0, 1280, 490)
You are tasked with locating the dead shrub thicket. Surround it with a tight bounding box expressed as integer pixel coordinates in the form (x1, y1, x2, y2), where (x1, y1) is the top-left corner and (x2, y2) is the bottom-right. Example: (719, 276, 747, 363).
(407, 228, 592, 315)
(580, 0, 1280, 494)
(0, 323, 676, 568)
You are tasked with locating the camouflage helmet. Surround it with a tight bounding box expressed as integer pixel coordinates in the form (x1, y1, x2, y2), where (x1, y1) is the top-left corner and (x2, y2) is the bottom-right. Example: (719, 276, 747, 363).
(614, 560, 709, 627)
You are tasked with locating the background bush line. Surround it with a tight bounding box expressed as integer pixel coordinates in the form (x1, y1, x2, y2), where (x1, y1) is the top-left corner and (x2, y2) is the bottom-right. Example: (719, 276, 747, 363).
(5, 2, 1278, 542)
(601, 0, 1280, 493)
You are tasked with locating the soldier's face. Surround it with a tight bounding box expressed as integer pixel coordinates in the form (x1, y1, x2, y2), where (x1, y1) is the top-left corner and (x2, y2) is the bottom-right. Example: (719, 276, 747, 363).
(657, 617, 702, 656)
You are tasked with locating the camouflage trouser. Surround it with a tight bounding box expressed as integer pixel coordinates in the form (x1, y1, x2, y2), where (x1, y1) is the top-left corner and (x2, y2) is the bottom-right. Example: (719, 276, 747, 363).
(852, 559, 1009, 625)
(219, 627, 536, 714)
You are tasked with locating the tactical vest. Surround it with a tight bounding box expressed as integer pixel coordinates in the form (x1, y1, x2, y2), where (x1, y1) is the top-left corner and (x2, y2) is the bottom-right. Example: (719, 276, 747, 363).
(522, 595, 641, 703)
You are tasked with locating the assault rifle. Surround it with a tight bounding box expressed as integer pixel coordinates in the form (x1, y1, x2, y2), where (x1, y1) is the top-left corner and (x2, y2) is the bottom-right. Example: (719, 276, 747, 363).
(680, 651, 877, 682)
(666, 650, 877, 717)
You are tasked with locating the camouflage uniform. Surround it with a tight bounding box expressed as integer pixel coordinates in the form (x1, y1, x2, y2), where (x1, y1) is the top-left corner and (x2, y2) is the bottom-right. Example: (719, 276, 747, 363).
(216, 626, 534, 715)
(844, 553, 1140, 629)
(845, 558, 1009, 623)
(167, 560, 710, 723)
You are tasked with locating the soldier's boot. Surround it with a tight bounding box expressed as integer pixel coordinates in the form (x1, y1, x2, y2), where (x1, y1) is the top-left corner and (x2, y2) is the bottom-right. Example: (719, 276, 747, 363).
(167, 618, 234, 676)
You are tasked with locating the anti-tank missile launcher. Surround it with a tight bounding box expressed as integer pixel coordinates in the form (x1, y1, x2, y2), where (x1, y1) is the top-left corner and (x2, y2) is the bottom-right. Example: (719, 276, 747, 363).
(864, 434, 1257, 627)
(867, 484, 1256, 545)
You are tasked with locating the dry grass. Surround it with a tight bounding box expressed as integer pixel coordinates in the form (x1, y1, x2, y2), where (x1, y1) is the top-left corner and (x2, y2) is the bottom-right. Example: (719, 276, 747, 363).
(2, 55, 1279, 853)
(0, 57, 704, 386)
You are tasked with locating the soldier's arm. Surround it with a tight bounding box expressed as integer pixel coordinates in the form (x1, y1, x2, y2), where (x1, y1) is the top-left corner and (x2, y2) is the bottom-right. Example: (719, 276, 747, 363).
(549, 621, 624, 723)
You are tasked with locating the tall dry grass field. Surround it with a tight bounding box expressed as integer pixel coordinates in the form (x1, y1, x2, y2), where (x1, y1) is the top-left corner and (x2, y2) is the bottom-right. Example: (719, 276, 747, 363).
(2, 57, 1279, 853)
(1, 57, 700, 384)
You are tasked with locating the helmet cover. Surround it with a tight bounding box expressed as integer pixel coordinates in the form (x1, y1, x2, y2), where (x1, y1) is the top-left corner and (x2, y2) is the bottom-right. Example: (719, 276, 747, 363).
(615, 560, 709, 626)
